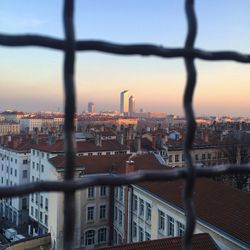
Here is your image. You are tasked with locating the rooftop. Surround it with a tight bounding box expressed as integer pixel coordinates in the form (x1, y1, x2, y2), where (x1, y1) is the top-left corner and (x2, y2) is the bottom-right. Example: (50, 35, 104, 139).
(97, 233, 218, 250)
(32, 139, 129, 153)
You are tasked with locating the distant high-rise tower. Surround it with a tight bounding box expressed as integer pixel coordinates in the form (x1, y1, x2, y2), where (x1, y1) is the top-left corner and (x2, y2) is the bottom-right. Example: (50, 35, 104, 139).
(129, 95, 135, 116)
(88, 102, 95, 113)
(120, 90, 129, 114)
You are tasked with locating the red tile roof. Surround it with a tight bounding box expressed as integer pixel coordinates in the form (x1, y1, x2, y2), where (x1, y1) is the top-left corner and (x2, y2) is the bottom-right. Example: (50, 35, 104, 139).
(49, 153, 165, 172)
(32, 139, 128, 153)
(97, 233, 218, 250)
(139, 179, 250, 245)
(49, 153, 250, 245)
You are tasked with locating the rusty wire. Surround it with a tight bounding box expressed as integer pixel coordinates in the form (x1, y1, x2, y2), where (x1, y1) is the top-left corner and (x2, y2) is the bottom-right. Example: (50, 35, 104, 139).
(0, 1, 250, 250)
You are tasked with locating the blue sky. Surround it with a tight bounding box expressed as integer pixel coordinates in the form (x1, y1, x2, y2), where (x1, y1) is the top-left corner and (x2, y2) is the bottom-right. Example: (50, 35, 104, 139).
(0, 0, 250, 116)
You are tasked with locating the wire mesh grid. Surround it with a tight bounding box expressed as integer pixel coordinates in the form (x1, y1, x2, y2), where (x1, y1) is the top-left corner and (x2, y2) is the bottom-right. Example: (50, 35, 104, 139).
(0, 0, 250, 249)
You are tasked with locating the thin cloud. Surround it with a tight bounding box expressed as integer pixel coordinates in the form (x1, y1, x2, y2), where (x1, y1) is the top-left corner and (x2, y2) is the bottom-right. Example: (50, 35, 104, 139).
(0, 16, 47, 30)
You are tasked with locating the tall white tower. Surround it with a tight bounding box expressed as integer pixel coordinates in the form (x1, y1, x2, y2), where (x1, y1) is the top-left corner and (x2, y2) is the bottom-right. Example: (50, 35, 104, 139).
(120, 90, 129, 114)
(129, 95, 135, 116)
(88, 102, 95, 113)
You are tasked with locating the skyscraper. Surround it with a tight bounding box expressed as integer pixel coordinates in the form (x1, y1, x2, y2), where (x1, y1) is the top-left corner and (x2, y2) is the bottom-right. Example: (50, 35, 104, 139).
(120, 90, 129, 114)
(129, 95, 135, 116)
(88, 102, 95, 113)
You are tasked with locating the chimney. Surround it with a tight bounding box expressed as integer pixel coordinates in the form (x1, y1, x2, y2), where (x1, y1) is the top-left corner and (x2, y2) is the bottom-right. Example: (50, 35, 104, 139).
(118, 132, 124, 145)
(152, 134, 156, 149)
(3, 136, 8, 146)
(95, 134, 102, 147)
(12, 137, 19, 149)
(126, 160, 135, 174)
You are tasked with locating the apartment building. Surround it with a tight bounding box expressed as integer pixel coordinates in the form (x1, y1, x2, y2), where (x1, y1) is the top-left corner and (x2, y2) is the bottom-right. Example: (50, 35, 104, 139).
(26, 151, 249, 250)
(0, 122, 20, 135)
(166, 144, 229, 168)
(0, 136, 31, 231)
(28, 139, 129, 247)
(114, 164, 250, 250)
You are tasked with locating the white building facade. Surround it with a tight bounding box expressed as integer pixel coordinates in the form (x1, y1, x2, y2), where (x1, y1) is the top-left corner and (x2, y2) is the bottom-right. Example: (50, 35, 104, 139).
(0, 143, 30, 231)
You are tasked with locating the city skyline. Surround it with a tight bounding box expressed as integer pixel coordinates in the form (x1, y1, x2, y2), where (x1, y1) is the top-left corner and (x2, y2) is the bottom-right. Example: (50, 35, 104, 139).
(0, 1, 250, 116)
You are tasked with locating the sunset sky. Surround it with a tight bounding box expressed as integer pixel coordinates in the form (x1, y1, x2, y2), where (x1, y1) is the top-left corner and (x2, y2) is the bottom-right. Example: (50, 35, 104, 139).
(0, 0, 249, 116)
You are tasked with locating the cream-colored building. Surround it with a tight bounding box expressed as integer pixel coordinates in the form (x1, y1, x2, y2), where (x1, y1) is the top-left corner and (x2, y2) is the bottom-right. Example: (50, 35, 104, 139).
(0, 122, 20, 135)
(114, 176, 250, 250)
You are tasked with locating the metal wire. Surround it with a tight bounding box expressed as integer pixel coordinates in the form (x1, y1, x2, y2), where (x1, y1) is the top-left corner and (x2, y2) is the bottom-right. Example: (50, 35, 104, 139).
(183, 1, 197, 249)
(63, 1, 76, 249)
(0, 1, 250, 250)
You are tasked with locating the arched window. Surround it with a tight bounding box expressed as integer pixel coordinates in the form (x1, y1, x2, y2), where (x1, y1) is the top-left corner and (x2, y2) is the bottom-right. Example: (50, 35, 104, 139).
(85, 230, 95, 246)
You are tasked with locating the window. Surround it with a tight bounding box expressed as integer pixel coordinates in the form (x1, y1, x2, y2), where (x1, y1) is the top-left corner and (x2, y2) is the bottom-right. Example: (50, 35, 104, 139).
(10, 168, 12, 175)
(145, 232, 151, 241)
(32, 162, 35, 169)
(202, 153, 206, 160)
(22, 170, 28, 178)
(132, 221, 137, 238)
(41, 164, 44, 173)
(114, 206, 117, 221)
(115, 187, 118, 199)
(175, 155, 179, 162)
(139, 198, 144, 217)
(113, 229, 117, 244)
(118, 209, 122, 226)
(45, 198, 48, 210)
(35, 208, 38, 219)
(99, 205, 106, 219)
(168, 155, 172, 163)
(133, 195, 138, 212)
(31, 206, 34, 216)
(15, 159, 17, 164)
(45, 214, 48, 226)
(88, 187, 95, 198)
(146, 202, 151, 221)
(40, 211, 43, 222)
(40, 196, 43, 208)
(14, 169, 17, 177)
(100, 185, 106, 196)
(118, 234, 123, 245)
(195, 154, 199, 161)
(36, 193, 39, 204)
(85, 230, 95, 246)
(23, 159, 28, 164)
(139, 226, 143, 241)
(177, 221, 185, 237)
(119, 186, 123, 202)
(158, 210, 165, 231)
(22, 197, 27, 209)
(167, 216, 175, 236)
(208, 153, 211, 160)
(87, 206, 95, 221)
(98, 228, 107, 243)
(182, 154, 185, 161)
